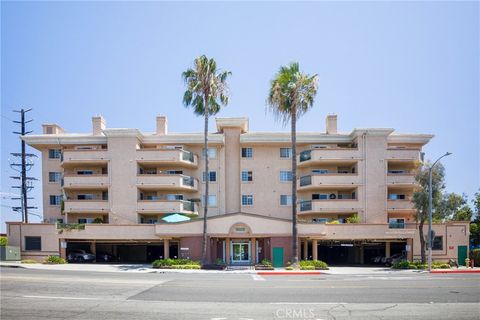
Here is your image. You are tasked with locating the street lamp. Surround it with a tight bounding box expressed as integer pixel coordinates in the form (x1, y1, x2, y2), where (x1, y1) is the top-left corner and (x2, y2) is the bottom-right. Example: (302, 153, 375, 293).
(428, 152, 452, 272)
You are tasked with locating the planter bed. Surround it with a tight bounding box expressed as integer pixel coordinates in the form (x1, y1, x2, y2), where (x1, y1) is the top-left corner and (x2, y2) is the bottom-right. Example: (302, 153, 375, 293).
(255, 265, 274, 270)
(202, 264, 227, 270)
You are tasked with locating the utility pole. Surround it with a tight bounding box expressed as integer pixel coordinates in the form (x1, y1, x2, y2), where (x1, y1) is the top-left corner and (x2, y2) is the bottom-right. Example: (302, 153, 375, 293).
(10, 108, 37, 223)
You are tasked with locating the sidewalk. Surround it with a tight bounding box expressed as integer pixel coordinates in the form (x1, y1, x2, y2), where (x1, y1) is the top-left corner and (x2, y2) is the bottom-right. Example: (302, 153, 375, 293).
(2, 262, 478, 274)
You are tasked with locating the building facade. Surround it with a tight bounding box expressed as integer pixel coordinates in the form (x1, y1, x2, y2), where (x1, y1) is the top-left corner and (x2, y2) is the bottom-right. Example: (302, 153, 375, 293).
(6, 115, 470, 266)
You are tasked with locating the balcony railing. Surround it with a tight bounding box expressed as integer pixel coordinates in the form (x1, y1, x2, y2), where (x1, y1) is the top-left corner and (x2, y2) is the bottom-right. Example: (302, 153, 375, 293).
(299, 150, 312, 162)
(389, 222, 406, 229)
(299, 175, 312, 187)
(61, 149, 109, 164)
(137, 174, 197, 191)
(298, 174, 360, 188)
(181, 150, 195, 163)
(136, 199, 197, 216)
(298, 199, 360, 213)
(136, 149, 198, 167)
(63, 174, 109, 189)
(300, 200, 313, 212)
(298, 148, 360, 165)
(182, 175, 195, 187)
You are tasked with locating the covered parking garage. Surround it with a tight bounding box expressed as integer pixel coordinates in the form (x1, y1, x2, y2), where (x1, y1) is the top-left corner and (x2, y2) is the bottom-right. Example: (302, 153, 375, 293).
(66, 240, 179, 263)
(303, 240, 408, 265)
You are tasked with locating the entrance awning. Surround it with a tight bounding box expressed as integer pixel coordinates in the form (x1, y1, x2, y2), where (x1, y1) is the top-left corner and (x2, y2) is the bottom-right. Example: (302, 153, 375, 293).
(162, 213, 191, 223)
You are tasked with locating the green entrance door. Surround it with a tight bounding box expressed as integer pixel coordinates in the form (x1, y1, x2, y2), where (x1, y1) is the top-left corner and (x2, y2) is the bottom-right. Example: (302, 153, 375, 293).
(458, 245, 468, 266)
(272, 247, 284, 267)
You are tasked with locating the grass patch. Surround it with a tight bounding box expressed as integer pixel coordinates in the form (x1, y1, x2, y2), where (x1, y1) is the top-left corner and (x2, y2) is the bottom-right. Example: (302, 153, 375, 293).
(21, 259, 38, 264)
(43, 256, 67, 264)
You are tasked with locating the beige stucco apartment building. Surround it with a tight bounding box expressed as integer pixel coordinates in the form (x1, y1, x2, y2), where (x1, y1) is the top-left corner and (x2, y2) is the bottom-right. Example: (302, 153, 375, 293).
(6, 115, 470, 266)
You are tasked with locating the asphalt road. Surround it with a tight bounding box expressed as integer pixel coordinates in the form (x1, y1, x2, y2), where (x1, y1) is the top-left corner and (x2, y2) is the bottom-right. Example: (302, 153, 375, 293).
(1, 268, 479, 320)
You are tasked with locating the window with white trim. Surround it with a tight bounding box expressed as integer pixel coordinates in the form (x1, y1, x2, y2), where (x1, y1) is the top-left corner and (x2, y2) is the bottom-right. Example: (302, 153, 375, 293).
(280, 171, 293, 182)
(241, 171, 253, 182)
(48, 149, 61, 159)
(49, 195, 62, 205)
(241, 195, 254, 206)
(241, 147, 253, 158)
(202, 148, 217, 159)
(280, 148, 292, 158)
(202, 171, 217, 182)
(203, 195, 217, 207)
(280, 195, 292, 206)
(49, 172, 62, 182)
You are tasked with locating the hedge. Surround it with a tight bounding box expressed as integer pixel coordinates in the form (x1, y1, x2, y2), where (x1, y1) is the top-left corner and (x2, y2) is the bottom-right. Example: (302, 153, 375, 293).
(299, 260, 329, 270)
(152, 258, 200, 268)
(43, 256, 67, 264)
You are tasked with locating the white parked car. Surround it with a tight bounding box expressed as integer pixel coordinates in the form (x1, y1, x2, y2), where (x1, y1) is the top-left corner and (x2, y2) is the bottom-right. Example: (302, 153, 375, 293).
(67, 249, 95, 262)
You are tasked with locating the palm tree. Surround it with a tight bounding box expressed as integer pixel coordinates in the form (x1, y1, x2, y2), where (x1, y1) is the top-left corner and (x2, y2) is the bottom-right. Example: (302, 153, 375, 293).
(182, 55, 231, 264)
(267, 62, 318, 267)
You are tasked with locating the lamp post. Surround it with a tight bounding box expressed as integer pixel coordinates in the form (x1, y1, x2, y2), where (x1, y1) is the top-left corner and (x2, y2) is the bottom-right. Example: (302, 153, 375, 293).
(428, 152, 452, 272)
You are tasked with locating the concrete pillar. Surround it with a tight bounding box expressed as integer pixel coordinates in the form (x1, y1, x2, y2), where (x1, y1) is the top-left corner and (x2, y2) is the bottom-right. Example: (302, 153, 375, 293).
(225, 238, 231, 264)
(360, 246, 364, 264)
(385, 242, 391, 258)
(164, 239, 170, 259)
(303, 240, 308, 260)
(312, 239, 318, 260)
(251, 238, 256, 264)
(406, 239, 413, 261)
(90, 241, 96, 263)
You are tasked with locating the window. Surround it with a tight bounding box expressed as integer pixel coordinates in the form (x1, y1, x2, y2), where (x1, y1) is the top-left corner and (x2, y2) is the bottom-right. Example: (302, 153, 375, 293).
(164, 170, 183, 175)
(25, 236, 41, 251)
(202, 148, 217, 159)
(241, 171, 253, 182)
(388, 194, 406, 200)
(312, 218, 328, 224)
(49, 195, 62, 205)
(280, 148, 292, 158)
(77, 194, 95, 200)
(280, 195, 292, 206)
(140, 217, 158, 224)
(203, 195, 217, 207)
(312, 169, 328, 174)
(388, 170, 406, 174)
(49, 172, 62, 182)
(280, 171, 293, 182)
(78, 218, 95, 224)
(166, 194, 184, 201)
(202, 171, 217, 182)
(77, 170, 94, 175)
(312, 194, 328, 200)
(241, 195, 254, 206)
(432, 236, 443, 250)
(241, 147, 253, 158)
(139, 168, 157, 175)
(48, 149, 61, 159)
(389, 218, 405, 229)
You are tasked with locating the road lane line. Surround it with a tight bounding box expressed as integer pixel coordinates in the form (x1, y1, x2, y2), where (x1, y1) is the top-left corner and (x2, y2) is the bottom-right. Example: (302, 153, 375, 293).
(23, 295, 101, 300)
(269, 302, 348, 305)
(251, 274, 265, 281)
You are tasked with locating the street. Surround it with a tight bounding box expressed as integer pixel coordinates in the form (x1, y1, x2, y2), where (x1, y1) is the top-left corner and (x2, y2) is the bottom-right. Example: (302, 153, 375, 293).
(1, 267, 479, 319)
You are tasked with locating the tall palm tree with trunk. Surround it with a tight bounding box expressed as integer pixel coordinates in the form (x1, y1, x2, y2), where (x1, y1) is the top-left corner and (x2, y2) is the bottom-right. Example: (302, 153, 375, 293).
(182, 55, 231, 264)
(267, 62, 318, 267)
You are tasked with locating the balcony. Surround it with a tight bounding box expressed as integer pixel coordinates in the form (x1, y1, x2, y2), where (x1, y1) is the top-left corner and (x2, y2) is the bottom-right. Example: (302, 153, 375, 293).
(387, 173, 416, 186)
(386, 148, 420, 161)
(137, 174, 198, 192)
(63, 174, 109, 189)
(64, 200, 109, 213)
(298, 223, 416, 239)
(298, 149, 360, 167)
(62, 150, 109, 166)
(298, 199, 360, 214)
(387, 199, 414, 211)
(137, 200, 198, 216)
(298, 174, 361, 190)
(136, 149, 198, 168)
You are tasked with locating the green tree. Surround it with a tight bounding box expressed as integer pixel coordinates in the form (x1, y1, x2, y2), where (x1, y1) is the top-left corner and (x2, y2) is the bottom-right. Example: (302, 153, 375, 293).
(182, 55, 231, 264)
(412, 161, 446, 263)
(452, 205, 473, 221)
(470, 190, 480, 247)
(473, 190, 480, 222)
(438, 192, 467, 221)
(267, 62, 318, 267)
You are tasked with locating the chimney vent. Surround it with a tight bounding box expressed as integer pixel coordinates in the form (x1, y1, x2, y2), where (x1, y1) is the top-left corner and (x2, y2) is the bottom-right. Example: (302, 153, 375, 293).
(156, 116, 168, 135)
(92, 115, 106, 135)
(326, 114, 337, 134)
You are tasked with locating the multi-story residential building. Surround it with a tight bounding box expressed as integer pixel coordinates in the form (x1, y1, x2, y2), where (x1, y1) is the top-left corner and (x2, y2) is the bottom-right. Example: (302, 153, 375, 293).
(6, 115, 470, 266)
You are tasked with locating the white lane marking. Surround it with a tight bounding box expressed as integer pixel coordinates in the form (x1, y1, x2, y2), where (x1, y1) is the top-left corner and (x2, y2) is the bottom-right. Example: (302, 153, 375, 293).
(23, 295, 99, 300)
(269, 302, 348, 305)
(251, 274, 265, 281)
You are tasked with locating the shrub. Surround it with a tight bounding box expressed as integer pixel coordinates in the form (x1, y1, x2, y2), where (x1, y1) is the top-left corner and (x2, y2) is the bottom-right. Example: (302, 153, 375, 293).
(285, 266, 294, 270)
(327, 220, 340, 224)
(261, 259, 272, 266)
(312, 260, 329, 270)
(214, 258, 225, 265)
(21, 259, 38, 264)
(152, 258, 200, 268)
(346, 214, 360, 224)
(170, 265, 201, 269)
(44, 256, 67, 264)
(300, 265, 315, 270)
(392, 261, 415, 269)
(0, 236, 7, 246)
(472, 249, 480, 266)
(299, 260, 329, 270)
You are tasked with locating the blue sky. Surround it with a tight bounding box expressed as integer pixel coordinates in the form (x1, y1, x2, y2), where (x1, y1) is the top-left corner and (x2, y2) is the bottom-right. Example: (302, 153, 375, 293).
(1, 1, 479, 229)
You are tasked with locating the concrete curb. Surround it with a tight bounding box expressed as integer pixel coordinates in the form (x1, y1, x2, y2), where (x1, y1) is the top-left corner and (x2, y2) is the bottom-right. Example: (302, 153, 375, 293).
(257, 271, 323, 275)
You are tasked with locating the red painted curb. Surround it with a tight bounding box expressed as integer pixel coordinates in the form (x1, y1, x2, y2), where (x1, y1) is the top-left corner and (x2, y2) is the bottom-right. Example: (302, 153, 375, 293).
(257, 271, 323, 275)
(430, 270, 480, 274)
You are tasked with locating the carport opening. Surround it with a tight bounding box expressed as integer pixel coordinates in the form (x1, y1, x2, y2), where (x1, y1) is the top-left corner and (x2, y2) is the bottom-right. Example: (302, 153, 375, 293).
(316, 240, 407, 266)
(66, 241, 179, 263)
